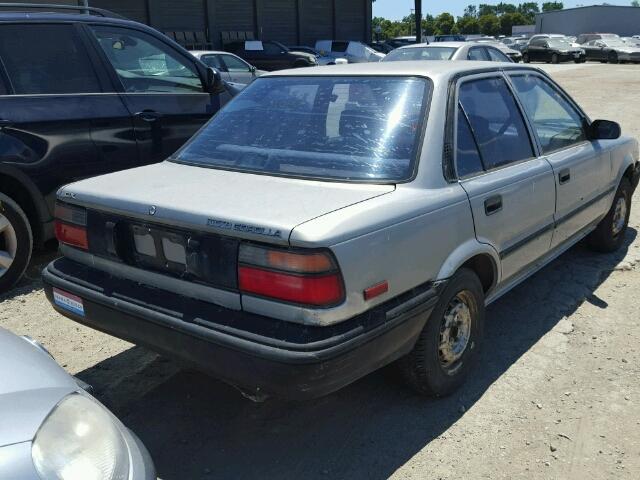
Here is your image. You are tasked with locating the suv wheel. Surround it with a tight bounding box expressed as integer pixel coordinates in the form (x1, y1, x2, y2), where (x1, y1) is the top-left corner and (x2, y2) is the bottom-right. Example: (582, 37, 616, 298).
(0, 193, 33, 293)
(551, 53, 559, 64)
(399, 268, 485, 397)
(588, 178, 631, 253)
(522, 53, 530, 63)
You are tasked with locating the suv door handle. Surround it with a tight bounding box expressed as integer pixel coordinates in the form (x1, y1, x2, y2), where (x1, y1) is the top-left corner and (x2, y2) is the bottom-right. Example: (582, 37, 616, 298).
(0, 119, 13, 129)
(134, 111, 163, 123)
(484, 195, 503, 216)
(559, 168, 571, 185)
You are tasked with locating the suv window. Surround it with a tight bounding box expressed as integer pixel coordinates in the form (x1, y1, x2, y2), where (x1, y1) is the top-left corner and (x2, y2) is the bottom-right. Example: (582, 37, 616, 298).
(456, 106, 484, 177)
(262, 42, 284, 55)
(222, 54, 251, 72)
(89, 25, 203, 93)
(468, 47, 488, 61)
(332, 41, 350, 53)
(458, 77, 534, 170)
(510, 74, 587, 153)
(0, 24, 101, 95)
(530, 38, 546, 47)
(487, 48, 510, 62)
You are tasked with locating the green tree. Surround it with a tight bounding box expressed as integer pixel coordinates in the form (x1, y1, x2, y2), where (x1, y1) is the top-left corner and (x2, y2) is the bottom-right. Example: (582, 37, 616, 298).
(422, 14, 436, 36)
(478, 4, 498, 16)
(500, 12, 528, 35)
(463, 4, 478, 17)
(434, 12, 455, 35)
(542, 2, 564, 12)
(517, 2, 540, 23)
(457, 15, 480, 34)
(496, 2, 518, 15)
(632, 0, 640, 6)
(478, 13, 501, 36)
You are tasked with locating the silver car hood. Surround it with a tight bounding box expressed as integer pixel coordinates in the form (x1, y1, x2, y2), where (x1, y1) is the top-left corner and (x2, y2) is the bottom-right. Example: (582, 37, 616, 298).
(0, 328, 77, 446)
(59, 162, 395, 245)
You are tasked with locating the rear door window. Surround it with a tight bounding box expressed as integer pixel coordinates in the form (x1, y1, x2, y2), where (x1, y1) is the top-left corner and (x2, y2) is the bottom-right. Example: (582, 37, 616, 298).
(0, 24, 101, 94)
(468, 47, 489, 61)
(176, 76, 431, 182)
(456, 106, 484, 177)
(89, 25, 203, 93)
(458, 76, 534, 170)
(487, 48, 510, 62)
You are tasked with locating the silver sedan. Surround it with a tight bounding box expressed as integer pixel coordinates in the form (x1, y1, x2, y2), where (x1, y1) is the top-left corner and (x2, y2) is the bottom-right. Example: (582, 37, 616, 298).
(382, 41, 514, 63)
(191, 50, 266, 84)
(0, 327, 155, 479)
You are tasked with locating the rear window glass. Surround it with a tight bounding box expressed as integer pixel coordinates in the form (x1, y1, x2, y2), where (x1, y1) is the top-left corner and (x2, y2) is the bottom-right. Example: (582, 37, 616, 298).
(175, 76, 430, 182)
(383, 47, 457, 62)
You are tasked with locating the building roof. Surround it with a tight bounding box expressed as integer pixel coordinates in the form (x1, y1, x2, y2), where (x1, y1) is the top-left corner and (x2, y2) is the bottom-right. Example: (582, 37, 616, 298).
(536, 4, 640, 16)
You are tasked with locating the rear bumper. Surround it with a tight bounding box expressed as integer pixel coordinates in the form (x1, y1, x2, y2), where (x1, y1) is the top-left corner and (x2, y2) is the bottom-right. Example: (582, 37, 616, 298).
(43, 258, 439, 400)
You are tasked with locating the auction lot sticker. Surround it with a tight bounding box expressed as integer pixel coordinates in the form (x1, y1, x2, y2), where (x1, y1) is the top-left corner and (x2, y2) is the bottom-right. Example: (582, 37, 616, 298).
(53, 288, 85, 317)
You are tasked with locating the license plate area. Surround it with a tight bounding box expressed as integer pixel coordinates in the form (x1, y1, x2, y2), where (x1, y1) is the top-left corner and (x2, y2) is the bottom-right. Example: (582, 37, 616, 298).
(130, 224, 189, 276)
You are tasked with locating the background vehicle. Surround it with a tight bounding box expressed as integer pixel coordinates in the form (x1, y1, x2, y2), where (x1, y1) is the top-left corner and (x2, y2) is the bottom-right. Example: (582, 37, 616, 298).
(523, 37, 586, 63)
(0, 4, 233, 293)
(315, 40, 385, 62)
(382, 42, 512, 63)
(0, 327, 155, 479)
(434, 34, 466, 42)
(226, 40, 317, 70)
(577, 33, 620, 45)
(474, 38, 522, 62)
(43, 62, 637, 401)
(582, 39, 640, 64)
(510, 37, 530, 52)
(191, 50, 264, 84)
(289, 46, 345, 65)
(622, 37, 640, 47)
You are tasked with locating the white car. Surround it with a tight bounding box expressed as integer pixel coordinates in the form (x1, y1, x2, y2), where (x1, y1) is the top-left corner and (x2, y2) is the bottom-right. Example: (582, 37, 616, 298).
(315, 40, 385, 63)
(191, 50, 265, 84)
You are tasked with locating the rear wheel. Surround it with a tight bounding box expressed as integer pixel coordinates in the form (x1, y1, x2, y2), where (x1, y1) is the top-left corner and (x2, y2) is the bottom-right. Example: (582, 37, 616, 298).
(551, 53, 559, 64)
(608, 52, 619, 64)
(588, 178, 631, 253)
(398, 268, 485, 397)
(0, 192, 33, 293)
(522, 53, 530, 63)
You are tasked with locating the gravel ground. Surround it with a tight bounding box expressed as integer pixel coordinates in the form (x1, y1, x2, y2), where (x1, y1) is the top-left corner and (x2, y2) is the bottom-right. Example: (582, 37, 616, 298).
(1, 63, 639, 480)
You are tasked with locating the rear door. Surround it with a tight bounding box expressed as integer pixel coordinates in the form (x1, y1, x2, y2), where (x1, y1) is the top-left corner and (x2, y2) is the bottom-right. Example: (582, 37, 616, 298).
(86, 24, 222, 165)
(455, 74, 556, 281)
(508, 72, 611, 248)
(0, 22, 135, 216)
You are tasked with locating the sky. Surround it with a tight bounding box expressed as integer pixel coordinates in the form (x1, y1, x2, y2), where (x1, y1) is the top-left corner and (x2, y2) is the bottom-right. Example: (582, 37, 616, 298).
(373, 1, 635, 20)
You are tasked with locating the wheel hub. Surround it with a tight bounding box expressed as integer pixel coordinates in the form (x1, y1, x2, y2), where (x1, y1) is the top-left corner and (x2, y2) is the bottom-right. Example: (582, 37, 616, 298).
(0, 213, 17, 278)
(439, 292, 473, 369)
(612, 196, 627, 236)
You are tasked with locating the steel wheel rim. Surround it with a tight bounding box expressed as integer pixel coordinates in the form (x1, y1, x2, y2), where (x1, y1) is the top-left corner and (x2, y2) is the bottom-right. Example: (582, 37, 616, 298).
(0, 213, 17, 278)
(612, 196, 627, 236)
(439, 291, 473, 372)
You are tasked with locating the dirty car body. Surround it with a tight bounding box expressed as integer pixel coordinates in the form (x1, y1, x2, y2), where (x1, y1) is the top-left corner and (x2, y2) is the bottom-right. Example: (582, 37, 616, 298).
(0, 327, 154, 479)
(43, 62, 640, 400)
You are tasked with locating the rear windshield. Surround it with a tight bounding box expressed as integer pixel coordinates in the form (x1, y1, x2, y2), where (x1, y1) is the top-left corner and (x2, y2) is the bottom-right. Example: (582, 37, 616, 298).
(383, 47, 457, 62)
(174, 76, 430, 182)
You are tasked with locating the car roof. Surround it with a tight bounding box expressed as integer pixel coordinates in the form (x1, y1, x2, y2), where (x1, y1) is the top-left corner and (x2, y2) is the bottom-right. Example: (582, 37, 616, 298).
(399, 42, 466, 49)
(191, 50, 232, 56)
(263, 60, 535, 81)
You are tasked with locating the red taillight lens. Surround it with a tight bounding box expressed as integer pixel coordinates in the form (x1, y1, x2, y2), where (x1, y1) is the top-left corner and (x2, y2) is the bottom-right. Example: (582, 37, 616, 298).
(238, 244, 344, 307)
(54, 203, 88, 250)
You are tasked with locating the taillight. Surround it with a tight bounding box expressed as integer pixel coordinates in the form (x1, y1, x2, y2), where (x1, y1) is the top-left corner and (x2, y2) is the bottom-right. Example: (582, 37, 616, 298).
(54, 203, 88, 250)
(238, 244, 344, 307)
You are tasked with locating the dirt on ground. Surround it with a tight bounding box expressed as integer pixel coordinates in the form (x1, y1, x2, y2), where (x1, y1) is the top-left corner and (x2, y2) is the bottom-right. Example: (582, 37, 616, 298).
(1, 64, 639, 480)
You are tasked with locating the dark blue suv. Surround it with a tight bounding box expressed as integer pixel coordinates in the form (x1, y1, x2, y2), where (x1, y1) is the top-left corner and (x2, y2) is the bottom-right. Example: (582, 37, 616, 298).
(0, 4, 233, 292)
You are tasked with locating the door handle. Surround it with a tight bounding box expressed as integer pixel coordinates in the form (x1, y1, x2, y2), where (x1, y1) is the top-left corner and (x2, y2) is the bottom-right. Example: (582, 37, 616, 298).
(559, 169, 571, 185)
(134, 111, 163, 123)
(484, 195, 503, 216)
(0, 119, 13, 129)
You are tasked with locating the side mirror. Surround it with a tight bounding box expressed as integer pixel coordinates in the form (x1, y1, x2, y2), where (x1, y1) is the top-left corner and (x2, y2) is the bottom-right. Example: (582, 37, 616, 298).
(250, 65, 257, 73)
(589, 119, 621, 140)
(205, 67, 225, 94)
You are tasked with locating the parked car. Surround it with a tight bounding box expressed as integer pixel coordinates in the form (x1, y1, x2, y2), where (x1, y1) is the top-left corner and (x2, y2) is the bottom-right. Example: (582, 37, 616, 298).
(0, 327, 155, 479)
(289, 46, 346, 65)
(0, 4, 235, 293)
(315, 40, 385, 63)
(42, 61, 639, 401)
(368, 41, 394, 53)
(474, 39, 522, 62)
(191, 50, 264, 84)
(382, 42, 513, 63)
(582, 38, 640, 63)
(622, 37, 640, 47)
(510, 37, 531, 52)
(226, 40, 317, 71)
(523, 37, 586, 63)
(577, 33, 620, 45)
(433, 34, 466, 42)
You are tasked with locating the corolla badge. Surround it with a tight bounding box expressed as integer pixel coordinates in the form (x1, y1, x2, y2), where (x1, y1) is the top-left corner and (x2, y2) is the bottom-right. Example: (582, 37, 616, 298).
(148, 205, 157, 216)
(207, 218, 282, 238)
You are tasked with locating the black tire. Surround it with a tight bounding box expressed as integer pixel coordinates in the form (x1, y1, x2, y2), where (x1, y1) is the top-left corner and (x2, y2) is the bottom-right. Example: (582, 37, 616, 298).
(523, 53, 530, 63)
(588, 178, 632, 253)
(608, 52, 618, 64)
(551, 53, 559, 64)
(0, 192, 33, 293)
(398, 268, 485, 397)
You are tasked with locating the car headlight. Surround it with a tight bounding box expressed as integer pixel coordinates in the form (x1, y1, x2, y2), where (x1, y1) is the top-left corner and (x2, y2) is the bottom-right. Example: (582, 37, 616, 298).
(32, 394, 130, 480)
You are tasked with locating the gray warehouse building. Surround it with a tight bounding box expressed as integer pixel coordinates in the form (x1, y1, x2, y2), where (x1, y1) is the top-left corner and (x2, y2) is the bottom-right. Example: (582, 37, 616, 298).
(9, 0, 372, 48)
(536, 5, 640, 37)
